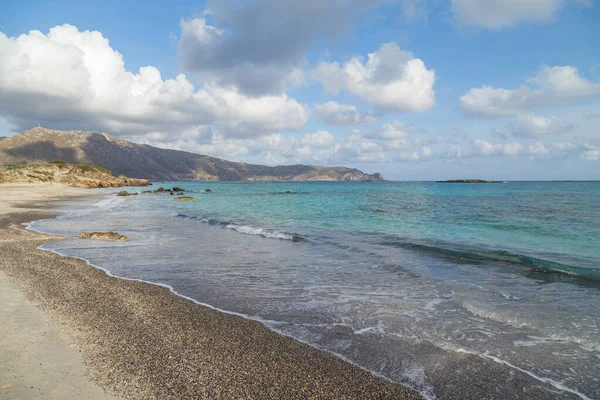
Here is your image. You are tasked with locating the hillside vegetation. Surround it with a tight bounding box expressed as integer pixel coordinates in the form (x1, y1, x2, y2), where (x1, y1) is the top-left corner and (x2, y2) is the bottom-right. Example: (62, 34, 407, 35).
(1, 161, 150, 188)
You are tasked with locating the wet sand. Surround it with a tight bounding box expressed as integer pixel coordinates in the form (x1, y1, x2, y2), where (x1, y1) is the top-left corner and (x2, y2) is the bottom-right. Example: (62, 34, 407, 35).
(0, 184, 420, 399)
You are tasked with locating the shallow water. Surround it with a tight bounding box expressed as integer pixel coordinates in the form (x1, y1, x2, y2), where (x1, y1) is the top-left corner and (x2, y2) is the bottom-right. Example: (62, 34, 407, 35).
(29, 181, 600, 399)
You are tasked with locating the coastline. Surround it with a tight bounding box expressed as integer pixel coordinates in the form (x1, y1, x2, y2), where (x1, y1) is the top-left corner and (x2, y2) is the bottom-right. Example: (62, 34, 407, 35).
(0, 184, 420, 399)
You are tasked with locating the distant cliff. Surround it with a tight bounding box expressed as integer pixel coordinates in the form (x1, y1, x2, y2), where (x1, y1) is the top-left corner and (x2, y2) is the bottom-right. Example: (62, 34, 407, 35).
(1, 161, 150, 188)
(0, 128, 384, 182)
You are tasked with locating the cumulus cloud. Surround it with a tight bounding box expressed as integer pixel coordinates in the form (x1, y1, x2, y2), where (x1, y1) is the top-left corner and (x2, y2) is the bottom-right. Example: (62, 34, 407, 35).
(443, 144, 465, 159)
(0, 25, 308, 137)
(580, 145, 600, 160)
(460, 65, 600, 118)
(474, 139, 523, 156)
(377, 120, 412, 139)
(301, 130, 335, 148)
(313, 101, 377, 125)
(510, 114, 574, 137)
(451, 0, 590, 29)
(178, 0, 383, 95)
(528, 141, 550, 155)
(313, 42, 436, 112)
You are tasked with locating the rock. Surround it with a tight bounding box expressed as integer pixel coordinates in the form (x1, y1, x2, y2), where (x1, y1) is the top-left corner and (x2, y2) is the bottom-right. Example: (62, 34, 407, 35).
(170, 192, 174, 195)
(78, 232, 130, 241)
(0, 162, 150, 188)
(172, 187, 184, 192)
(155, 187, 165, 192)
(142, 190, 152, 194)
(205, 189, 212, 193)
(175, 197, 195, 201)
(285, 191, 292, 194)
(117, 190, 132, 196)
(437, 179, 501, 183)
(176, 192, 183, 195)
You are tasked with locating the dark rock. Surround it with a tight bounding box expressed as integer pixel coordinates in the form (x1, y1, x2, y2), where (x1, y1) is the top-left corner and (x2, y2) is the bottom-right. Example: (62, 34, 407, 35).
(172, 187, 184, 192)
(170, 192, 174, 195)
(205, 189, 211, 193)
(437, 179, 501, 183)
(156, 187, 165, 192)
(117, 190, 131, 196)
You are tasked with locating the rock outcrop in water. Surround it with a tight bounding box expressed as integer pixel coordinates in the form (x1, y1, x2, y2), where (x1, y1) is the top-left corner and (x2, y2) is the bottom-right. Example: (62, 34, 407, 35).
(0, 127, 384, 181)
(1, 161, 150, 188)
(117, 190, 138, 196)
(78, 232, 130, 241)
(437, 179, 501, 183)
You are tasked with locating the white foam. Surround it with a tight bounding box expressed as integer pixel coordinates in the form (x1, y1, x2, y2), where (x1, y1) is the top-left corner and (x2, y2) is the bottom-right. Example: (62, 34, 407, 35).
(463, 302, 600, 352)
(402, 363, 437, 400)
(94, 196, 126, 210)
(450, 347, 593, 400)
(224, 223, 295, 240)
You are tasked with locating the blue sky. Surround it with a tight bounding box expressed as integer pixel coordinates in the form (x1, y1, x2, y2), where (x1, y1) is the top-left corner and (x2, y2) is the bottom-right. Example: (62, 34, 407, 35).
(1, 0, 599, 180)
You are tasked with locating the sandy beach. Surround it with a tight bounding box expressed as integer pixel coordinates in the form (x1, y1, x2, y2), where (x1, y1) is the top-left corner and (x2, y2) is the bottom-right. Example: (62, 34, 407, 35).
(0, 183, 420, 399)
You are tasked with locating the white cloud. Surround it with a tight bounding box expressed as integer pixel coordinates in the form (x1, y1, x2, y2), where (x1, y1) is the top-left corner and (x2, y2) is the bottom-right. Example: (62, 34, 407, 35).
(451, 0, 590, 29)
(474, 139, 523, 156)
(302, 130, 335, 148)
(313, 101, 376, 125)
(443, 144, 465, 159)
(397, 151, 421, 161)
(460, 65, 600, 118)
(0, 25, 308, 137)
(177, 0, 386, 95)
(422, 146, 433, 157)
(552, 142, 576, 151)
(528, 141, 550, 155)
(313, 42, 435, 112)
(377, 120, 412, 139)
(580, 145, 600, 160)
(510, 114, 574, 137)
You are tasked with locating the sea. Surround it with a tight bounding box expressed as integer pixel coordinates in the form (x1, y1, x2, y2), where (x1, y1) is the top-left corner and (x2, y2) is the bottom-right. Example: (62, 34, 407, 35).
(27, 181, 600, 399)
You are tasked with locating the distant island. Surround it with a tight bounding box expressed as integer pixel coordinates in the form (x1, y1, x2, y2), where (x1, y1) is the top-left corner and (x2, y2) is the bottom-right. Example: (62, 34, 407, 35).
(0, 127, 384, 182)
(437, 179, 502, 183)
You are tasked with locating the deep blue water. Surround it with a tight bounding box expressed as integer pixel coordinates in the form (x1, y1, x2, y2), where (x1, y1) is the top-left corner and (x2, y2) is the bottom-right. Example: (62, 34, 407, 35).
(29, 181, 600, 399)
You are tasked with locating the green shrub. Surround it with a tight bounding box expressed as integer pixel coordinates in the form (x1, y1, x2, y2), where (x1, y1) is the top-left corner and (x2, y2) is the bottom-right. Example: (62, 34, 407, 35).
(74, 164, 111, 174)
(50, 160, 68, 165)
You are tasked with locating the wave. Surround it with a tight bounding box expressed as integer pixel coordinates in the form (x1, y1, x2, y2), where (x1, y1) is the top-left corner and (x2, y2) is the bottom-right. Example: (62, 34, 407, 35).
(378, 238, 600, 281)
(175, 213, 307, 242)
(462, 302, 600, 352)
(439, 345, 594, 400)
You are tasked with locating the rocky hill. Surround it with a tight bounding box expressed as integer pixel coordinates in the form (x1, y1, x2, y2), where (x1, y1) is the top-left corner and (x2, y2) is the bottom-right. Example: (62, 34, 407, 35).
(1, 161, 150, 188)
(0, 128, 384, 181)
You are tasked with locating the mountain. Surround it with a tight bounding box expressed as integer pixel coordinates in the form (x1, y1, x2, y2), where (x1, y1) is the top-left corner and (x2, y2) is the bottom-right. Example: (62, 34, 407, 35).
(0, 128, 384, 181)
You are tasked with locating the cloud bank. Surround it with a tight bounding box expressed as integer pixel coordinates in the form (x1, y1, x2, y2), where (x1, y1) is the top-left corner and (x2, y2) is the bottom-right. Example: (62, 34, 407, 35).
(0, 25, 308, 137)
(460, 65, 600, 118)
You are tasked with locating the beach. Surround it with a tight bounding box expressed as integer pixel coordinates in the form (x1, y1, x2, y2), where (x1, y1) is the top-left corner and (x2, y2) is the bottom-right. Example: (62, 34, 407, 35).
(0, 183, 420, 399)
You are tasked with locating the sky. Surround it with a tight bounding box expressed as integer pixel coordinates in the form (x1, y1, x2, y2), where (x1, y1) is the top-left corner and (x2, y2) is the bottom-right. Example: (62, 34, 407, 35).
(0, 0, 599, 180)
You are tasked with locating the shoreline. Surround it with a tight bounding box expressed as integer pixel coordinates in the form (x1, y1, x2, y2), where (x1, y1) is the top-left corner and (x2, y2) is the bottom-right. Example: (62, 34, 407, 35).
(0, 184, 420, 399)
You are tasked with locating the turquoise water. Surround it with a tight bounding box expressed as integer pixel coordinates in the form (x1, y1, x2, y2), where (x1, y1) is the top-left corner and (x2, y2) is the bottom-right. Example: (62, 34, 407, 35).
(30, 181, 600, 399)
(169, 181, 600, 276)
